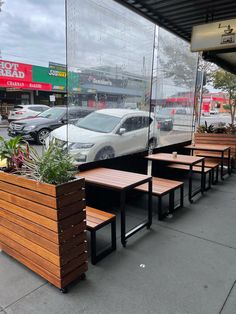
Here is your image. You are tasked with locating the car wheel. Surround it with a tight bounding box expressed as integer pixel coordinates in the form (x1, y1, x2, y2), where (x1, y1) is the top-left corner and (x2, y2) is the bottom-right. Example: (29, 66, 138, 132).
(37, 129, 50, 145)
(94, 147, 115, 161)
(148, 138, 157, 150)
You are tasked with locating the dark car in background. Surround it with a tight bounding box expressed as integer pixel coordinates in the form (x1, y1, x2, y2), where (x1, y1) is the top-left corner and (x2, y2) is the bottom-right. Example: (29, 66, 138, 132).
(156, 108, 175, 131)
(8, 106, 94, 144)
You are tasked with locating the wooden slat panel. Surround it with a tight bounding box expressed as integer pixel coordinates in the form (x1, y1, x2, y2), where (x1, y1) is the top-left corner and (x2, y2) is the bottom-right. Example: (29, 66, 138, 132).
(61, 262, 88, 288)
(58, 221, 86, 242)
(0, 241, 61, 288)
(0, 181, 57, 208)
(0, 199, 58, 231)
(58, 200, 86, 220)
(0, 235, 60, 276)
(167, 164, 211, 173)
(0, 208, 59, 243)
(0, 190, 58, 220)
(61, 253, 87, 277)
(60, 242, 87, 266)
(0, 172, 56, 196)
(0, 226, 60, 266)
(57, 189, 85, 209)
(56, 179, 85, 196)
(60, 232, 87, 253)
(59, 211, 86, 231)
(0, 217, 59, 255)
(0, 172, 85, 197)
(78, 167, 151, 190)
(86, 207, 115, 220)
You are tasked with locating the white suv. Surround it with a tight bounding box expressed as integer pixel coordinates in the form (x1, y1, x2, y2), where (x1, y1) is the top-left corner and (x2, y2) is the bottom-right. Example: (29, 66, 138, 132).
(8, 104, 50, 122)
(48, 108, 159, 163)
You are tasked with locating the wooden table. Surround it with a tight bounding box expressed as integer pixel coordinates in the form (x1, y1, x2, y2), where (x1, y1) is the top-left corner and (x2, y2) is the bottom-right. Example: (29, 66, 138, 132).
(146, 153, 205, 203)
(79, 168, 152, 247)
(185, 144, 231, 180)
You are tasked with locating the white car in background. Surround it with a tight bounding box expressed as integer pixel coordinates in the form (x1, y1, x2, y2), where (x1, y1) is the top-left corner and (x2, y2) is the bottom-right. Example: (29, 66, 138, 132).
(8, 104, 50, 122)
(48, 109, 159, 163)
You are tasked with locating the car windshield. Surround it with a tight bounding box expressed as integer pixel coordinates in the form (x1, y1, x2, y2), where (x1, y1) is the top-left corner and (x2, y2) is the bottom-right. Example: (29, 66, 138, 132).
(38, 108, 65, 119)
(76, 112, 121, 133)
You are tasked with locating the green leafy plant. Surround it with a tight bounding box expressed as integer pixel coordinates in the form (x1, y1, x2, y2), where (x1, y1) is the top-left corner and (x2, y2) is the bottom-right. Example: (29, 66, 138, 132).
(197, 122, 214, 133)
(226, 123, 236, 134)
(0, 136, 29, 170)
(22, 143, 77, 185)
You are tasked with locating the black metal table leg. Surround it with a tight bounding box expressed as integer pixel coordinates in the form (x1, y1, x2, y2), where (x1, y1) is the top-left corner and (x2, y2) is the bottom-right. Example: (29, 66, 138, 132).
(147, 179, 152, 228)
(189, 165, 193, 203)
(221, 151, 224, 180)
(120, 191, 126, 247)
(180, 185, 184, 207)
(201, 159, 205, 193)
(91, 230, 97, 265)
(228, 148, 231, 175)
(169, 190, 175, 213)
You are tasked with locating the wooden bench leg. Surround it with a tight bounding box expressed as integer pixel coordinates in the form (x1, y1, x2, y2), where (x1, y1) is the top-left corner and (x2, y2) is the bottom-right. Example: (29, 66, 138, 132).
(90, 218, 116, 265)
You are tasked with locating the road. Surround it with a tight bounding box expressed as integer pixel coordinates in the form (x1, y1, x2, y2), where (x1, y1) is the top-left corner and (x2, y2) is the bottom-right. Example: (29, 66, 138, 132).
(0, 113, 233, 155)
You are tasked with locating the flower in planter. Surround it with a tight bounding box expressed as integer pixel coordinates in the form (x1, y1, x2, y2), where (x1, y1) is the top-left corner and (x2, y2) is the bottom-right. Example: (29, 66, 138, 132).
(0, 135, 29, 171)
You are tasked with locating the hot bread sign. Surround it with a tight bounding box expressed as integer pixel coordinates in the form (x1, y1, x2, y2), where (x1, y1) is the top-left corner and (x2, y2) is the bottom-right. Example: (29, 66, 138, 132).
(0, 60, 32, 81)
(0, 59, 52, 91)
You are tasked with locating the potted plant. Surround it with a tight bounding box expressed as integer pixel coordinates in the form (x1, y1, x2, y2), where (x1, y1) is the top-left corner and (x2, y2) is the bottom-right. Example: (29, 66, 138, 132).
(0, 140, 87, 292)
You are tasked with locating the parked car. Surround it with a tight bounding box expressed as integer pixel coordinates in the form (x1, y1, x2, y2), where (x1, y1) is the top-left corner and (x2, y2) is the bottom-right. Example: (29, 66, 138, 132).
(8, 106, 94, 144)
(8, 104, 50, 122)
(210, 108, 218, 115)
(47, 109, 159, 164)
(155, 108, 175, 131)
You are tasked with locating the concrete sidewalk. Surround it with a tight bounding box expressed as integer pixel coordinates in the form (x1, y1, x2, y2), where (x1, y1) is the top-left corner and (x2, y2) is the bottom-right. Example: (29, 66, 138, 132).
(1, 174, 236, 313)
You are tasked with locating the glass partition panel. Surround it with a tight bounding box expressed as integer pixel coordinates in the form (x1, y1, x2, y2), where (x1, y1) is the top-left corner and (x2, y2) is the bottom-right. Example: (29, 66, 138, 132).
(153, 27, 198, 147)
(66, 0, 155, 164)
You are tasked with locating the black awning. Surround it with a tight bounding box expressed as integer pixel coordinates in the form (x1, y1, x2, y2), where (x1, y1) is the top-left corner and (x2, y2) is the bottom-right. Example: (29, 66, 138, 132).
(114, 0, 236, 73)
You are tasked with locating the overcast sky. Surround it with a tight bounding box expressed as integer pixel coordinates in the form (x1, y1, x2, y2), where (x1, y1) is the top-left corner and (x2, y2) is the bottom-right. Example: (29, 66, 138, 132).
(0, 0, 66, 66)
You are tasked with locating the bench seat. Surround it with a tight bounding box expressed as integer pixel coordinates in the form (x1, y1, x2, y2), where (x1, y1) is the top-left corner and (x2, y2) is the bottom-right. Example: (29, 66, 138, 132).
(167, 163, 212, 190)
(86, 207, 116, 265)
(135, 177, 184, 220)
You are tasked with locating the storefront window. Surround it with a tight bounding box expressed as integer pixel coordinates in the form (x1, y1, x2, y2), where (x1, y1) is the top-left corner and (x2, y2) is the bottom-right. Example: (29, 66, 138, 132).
(66, 0, 155, 164)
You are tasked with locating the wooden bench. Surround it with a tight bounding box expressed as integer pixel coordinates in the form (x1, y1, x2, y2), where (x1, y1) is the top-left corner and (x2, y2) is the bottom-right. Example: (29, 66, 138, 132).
(86, 207, 116, 265)
(194, 133, 236, 168)
(195, 159, 220, 184)
(167, 163, 212, 191)
(135, 177, 184, 221)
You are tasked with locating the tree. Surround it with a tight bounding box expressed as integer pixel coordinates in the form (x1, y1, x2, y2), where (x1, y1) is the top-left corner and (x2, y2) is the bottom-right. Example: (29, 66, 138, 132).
(211, 70, 236, 124)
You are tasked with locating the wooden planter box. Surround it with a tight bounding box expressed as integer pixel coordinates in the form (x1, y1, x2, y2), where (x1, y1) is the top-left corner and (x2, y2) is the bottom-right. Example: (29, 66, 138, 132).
(194, 133, 236, 167)
(0, 172, 88, 291)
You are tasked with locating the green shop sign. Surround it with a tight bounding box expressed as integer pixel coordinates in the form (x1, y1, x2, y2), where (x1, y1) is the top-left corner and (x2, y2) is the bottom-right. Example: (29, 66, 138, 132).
(33, 65, 66, 92)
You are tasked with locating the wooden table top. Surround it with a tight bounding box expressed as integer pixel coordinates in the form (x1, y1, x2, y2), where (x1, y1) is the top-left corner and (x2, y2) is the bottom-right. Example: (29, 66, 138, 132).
(185, 144, 231, 152)
(78, 167, 152, 190)
(146, 153, 204, 165)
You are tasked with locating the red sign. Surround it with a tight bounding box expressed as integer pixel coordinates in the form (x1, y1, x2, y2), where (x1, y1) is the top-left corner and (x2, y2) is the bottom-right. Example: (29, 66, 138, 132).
(0, 78, 52, 91)
(0, 59, 32, 82)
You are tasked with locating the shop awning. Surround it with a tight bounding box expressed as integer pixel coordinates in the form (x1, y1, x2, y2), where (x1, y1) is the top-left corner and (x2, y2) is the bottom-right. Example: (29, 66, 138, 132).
(114, 0, 236, 73)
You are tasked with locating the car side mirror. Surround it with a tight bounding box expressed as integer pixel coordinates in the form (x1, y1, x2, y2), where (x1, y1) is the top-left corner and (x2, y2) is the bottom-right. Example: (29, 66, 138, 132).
(118, 127, 126, 135)
(61, 118, 68, 124)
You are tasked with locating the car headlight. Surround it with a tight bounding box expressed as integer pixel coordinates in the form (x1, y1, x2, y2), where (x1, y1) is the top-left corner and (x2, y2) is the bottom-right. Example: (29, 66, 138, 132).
(69, 143, 94, 150)
(24, 125, 36, 131)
